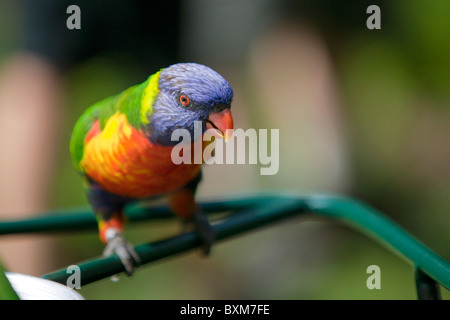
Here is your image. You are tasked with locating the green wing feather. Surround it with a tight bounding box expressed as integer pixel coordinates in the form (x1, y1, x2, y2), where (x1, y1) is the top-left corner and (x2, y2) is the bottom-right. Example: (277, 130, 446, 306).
(69, 73, 160, 172)
(70, 94, 119, 172)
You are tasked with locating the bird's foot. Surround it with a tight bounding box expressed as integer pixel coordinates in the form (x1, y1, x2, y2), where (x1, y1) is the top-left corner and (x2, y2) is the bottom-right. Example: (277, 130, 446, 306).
(102, 228, 141, 276)
(186, 213, 215, 256)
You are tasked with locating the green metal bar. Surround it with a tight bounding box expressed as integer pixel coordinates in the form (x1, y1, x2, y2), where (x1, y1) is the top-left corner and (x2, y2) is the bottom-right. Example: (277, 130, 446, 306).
(303, 194, 450, 290)
(43, 198, 303, 286)
(415, 268, 441, 300)
(0, 195, 263, 235)
(0, 193, 448, 292)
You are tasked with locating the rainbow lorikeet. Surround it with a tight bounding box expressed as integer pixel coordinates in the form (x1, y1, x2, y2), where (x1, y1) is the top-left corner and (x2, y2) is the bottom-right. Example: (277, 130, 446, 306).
(70, 63, 234, 274)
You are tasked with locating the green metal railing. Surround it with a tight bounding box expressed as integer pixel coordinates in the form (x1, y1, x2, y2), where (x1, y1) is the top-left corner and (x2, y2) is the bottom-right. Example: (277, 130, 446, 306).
(0, 193, 449, 299)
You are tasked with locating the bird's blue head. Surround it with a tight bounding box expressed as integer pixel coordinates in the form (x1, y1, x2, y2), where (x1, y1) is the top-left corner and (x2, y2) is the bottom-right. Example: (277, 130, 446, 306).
(147, 63, 234, 146)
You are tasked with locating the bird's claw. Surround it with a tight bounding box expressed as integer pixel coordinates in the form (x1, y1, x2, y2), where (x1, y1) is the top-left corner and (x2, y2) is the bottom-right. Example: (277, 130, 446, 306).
(103, 228, 141, 276)
(188, 213, 215, 256)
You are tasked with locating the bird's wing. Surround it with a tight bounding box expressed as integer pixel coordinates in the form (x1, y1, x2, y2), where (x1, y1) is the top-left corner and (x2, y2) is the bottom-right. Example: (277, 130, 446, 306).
(70, 94, 119, 172)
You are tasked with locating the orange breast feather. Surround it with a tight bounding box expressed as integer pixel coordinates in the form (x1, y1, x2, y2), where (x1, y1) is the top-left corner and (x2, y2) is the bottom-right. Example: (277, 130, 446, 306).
(81, 112, 203, 198)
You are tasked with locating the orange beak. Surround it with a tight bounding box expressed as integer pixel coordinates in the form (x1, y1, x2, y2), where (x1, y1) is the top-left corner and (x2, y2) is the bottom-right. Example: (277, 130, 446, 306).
(205, 108, 234, 142)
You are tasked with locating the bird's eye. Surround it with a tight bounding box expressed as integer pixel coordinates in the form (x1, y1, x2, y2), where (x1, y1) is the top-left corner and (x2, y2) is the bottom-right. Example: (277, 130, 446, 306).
(179, 94, 190, 106)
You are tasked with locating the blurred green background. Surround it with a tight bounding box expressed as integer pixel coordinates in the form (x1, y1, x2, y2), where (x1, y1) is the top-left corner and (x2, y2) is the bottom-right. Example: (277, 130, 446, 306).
(0, 0, 449, 299)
